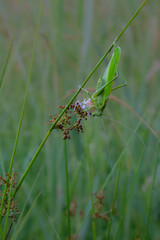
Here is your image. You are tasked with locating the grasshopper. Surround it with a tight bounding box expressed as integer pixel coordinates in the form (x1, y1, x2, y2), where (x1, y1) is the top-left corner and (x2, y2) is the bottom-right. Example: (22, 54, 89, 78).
(76, 47, 126, 116)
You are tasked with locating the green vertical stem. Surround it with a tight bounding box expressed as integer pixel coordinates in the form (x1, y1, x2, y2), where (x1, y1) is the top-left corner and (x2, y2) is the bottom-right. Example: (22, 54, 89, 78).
(106, 156, 123, 240)
(0, 225, 3, 239)
(86, 127, 96, 240)
(64, 140, 71, 240)
(145, 141, 160, 239)
(114, 148, 145, 239)
(0, 37, 14, 88)
(0, 0, 44, 222)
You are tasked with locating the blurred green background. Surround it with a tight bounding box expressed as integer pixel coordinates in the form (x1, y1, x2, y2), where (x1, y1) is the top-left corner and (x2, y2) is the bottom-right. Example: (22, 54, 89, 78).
(0, 0, 160, 239)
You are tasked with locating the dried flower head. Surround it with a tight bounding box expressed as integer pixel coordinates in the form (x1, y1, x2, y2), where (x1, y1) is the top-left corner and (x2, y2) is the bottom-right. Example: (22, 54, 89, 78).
(93, 191, 118, 222)
(0, 172, 20, 223)
(46, 102, 88, 140)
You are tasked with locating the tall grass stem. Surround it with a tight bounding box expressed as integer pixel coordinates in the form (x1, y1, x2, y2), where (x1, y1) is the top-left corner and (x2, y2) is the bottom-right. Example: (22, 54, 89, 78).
(0, 0, 44, 222)
(114, 148, 145, 239)
(0, 38, 14, 88)
(64, 140, 71, 240)
(145, 141, 160, 239)
(0, 225, 3, 239)
(106, 155, 123, 239)
(10, 193, 41, 240)
(86, 127, 96, 240)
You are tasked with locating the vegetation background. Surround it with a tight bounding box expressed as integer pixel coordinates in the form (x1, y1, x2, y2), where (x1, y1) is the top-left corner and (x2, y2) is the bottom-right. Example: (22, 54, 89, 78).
(0, 0, 160, 239)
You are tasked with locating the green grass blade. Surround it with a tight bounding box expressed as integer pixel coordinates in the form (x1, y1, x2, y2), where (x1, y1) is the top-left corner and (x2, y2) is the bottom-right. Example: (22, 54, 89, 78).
(0, 38, 14, 89)
(106, 151, 123, 240)
(64, 140, 71, 240)
(0, 225, 3, 239)
(0, 0, 44, 222)
(11, 168, 42, 236)
(86, 126, 96, 240)
(10, 193, 41, 240)
(115, 0, 149, 42)
(145, 141, 160, 239)
(113, 148, 145, 239)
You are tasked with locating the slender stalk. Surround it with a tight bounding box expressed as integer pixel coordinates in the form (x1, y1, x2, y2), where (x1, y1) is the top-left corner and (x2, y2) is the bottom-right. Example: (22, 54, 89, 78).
(12, 130, 50, 198)
(106, 155, 123, 240)
(12, 0, 148, 200)
(0, 225, 3, 239)
(0, 37, 14, 88)
(114, 148, 144, 239)
(64, 140, 71, 240)
(0, 0, 44, 222)
(86, 128, 96, 240)
(10, 193, 41, 240)
(145, 141, 160, 239)
(115, 0, 149, 43)
(5, 222, 13, 240)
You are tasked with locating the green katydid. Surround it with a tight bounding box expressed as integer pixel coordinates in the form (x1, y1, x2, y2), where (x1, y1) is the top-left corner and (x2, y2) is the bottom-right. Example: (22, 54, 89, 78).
(76, 46, 126, 116)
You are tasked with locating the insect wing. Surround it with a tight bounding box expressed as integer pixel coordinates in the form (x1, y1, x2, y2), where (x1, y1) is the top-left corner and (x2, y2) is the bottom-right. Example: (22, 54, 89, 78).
(103, 47, 121, 101)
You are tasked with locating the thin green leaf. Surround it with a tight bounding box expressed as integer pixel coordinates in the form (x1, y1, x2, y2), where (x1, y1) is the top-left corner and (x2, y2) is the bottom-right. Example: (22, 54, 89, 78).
(0, 38, 14, 89)
(0, 0, 44, 222)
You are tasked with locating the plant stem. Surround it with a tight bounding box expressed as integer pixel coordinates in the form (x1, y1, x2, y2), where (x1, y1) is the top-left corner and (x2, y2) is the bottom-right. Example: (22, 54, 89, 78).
(12, 0, 149, 200)
(10, 193, 41, 240)
(114, 148, 144, 239)
(0, 37, 14, 88)
(5, 223, 13, 240)
(64, 140, 71, 240)
(86, 127, 96, 240)
(115, 0, 149, 43)
(106, 155, 123, 240)
(145, 141, 160, 239)
(0, 225, 3, 239)
(0, 0, 44, 223)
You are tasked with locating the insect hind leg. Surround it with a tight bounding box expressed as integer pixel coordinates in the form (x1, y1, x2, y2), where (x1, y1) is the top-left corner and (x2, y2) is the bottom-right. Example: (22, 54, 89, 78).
(111, 68, 127, 92)
(111, 83, 127, 91)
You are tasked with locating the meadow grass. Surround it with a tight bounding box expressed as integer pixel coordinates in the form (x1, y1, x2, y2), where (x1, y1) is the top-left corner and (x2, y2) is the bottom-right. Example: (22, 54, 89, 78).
(0, 0, 160, 239)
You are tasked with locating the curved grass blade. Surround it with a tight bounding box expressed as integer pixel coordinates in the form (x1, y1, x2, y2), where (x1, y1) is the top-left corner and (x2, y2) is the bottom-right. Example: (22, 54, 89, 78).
(64, 140, 71, 240)
(0, 38, 14, 89)
(10, 193, 41, 240)
(145, 141, 160, 239)
(113, 148, 145, 239)
(0, 0, 44, 223)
